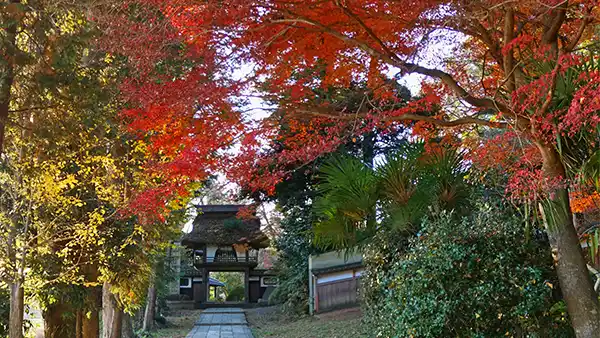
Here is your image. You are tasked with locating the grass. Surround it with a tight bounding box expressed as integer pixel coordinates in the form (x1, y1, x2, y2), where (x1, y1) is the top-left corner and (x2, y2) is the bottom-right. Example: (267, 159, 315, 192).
(247, 306, 368, 338)
(151, 306, 368, 338)
(153, 309, 203, 338)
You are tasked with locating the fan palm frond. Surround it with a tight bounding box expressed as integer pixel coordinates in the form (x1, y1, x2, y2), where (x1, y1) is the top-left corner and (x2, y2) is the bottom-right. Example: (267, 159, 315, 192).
(313, 144, 471, 250)
(376, 145, 422, 205)
(423, 148, 471, 212)
(313, 155, 378, 249)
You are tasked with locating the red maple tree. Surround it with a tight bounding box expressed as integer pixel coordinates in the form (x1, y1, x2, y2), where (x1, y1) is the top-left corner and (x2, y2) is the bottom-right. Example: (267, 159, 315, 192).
(98, 1, 600, 334)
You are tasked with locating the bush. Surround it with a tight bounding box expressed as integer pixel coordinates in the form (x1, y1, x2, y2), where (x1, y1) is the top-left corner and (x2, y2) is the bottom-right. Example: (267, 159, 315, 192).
(226, 286, 245, 301)
(268, 207, 318, 314)
(363, 205, 573, 338)
(268, 267, 309, 313)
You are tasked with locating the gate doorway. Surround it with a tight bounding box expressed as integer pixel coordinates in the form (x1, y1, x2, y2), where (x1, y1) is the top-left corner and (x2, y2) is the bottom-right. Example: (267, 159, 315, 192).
(208, 271, 247, 303)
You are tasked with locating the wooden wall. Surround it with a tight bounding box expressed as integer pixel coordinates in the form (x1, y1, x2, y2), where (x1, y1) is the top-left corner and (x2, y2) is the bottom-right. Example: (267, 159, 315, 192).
(315, 277, 359, 312)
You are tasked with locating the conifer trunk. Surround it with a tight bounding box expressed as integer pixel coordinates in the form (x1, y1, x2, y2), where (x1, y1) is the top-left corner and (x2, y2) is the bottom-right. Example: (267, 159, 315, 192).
(82, 265, 100, 338)
(82, 287, 100, 338)
(103, 282, 125, 338)
(0, 0, 19, 154)
(110, 309, 123, 338)
(538, 144, 600, 337)
(75, 311, 83, 338)
(43, 301, 76, 338)
(3, 4, 21, 335)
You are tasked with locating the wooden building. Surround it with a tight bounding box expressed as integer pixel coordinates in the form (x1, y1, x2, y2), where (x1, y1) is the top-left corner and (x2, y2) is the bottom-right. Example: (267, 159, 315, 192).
(308, 250, 363, 314)
(173, 205, 277, 307)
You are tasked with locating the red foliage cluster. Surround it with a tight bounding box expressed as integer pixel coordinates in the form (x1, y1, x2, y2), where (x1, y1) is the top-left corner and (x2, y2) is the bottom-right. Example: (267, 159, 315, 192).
(570, 191, 600, 214)
(562, 70, 600, 137)
(94, 0, 600, 217)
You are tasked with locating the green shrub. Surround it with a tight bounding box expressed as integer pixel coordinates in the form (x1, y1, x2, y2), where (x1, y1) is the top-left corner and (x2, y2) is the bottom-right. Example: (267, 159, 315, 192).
(268, 266, 309, 312)
(226, 286, 245, 301)
(363, 205, 573, 338)
(268, 207, 318, 314)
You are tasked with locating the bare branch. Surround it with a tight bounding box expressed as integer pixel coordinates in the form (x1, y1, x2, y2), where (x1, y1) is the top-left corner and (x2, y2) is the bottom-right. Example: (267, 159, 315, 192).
(8, 106, 55, 113)
(538, 60, 560, 117)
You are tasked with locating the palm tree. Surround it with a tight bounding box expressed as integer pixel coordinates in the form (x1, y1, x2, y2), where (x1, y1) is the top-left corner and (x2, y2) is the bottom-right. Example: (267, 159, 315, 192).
(312, 143, 470, 251)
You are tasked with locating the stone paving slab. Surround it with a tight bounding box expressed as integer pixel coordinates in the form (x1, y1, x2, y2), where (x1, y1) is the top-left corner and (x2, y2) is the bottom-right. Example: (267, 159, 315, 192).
(187, 308, 254, 338)
(202, 308, 245, 314)
(196, 313, 247, 325)
(186, 325, 253, 338)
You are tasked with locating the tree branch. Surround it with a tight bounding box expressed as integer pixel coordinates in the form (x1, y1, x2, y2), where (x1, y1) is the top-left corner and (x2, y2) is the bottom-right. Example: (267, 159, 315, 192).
(564, 6, 594, 52)
(8, 106, 56, 113)
(273, 9, 509, 115)
(270, 6, 512, 128)
(503, 7, 516, 92)
(472, 21, 503, 65)
(401, 63, 509, 112)
(542, 1, 567, 45)
(333, 1, 400, 62)
(295, 108, 507, 129)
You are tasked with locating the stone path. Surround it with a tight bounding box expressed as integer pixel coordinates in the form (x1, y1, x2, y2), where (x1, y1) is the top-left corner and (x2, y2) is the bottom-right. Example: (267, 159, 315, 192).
(186, 308, 254, 338)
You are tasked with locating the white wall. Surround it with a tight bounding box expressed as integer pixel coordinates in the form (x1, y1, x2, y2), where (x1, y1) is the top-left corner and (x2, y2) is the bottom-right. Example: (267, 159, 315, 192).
(310, 251, 362, 270)
(317, 271, 354, 284)
(206, 245, 218, 261)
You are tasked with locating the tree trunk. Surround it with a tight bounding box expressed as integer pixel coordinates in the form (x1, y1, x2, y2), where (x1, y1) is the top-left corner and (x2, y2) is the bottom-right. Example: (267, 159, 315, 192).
(110, 309, 122, 338)
(8, 281, 23, 338)
(102, 282, 115, 338)
(75, 311, 83, 338)
(43, 300, 76, 338)
(121, 312, 135, 338)
(5, 2, 20, 329)
(82, 288, 100, 338)
(538, 144, 600, 337)
(142, 282, 156, 332)
(80, 263, 100, 338)
(0, 0, 19, 154)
